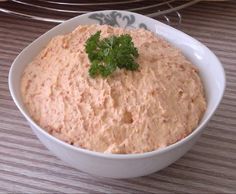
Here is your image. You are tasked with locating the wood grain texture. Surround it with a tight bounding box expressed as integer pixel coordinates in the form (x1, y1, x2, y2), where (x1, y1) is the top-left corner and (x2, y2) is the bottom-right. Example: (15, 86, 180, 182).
(0, 1, 236, 193)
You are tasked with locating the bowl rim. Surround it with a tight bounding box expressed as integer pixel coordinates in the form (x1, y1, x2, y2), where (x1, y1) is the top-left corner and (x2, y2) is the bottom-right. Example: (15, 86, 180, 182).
(8, 10, 226, 159)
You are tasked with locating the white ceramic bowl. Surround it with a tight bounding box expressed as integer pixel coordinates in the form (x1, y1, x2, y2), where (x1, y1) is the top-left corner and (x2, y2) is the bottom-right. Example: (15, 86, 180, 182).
(8, 10, 225, 178)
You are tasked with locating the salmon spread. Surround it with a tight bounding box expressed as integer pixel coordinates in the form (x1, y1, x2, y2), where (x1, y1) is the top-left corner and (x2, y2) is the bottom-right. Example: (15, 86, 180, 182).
(21, 24, 206, 154)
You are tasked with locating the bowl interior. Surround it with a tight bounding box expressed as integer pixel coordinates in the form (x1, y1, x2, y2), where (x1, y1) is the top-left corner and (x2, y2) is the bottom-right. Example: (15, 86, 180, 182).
(9, 10, 225, 157)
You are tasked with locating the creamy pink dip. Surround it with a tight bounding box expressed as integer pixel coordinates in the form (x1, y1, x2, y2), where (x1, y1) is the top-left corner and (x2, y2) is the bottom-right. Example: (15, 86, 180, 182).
(21, 24, 206, 154)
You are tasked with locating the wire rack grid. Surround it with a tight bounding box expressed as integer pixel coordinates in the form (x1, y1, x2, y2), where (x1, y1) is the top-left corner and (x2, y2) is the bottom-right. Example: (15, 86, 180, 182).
(0, 0, 202, 25)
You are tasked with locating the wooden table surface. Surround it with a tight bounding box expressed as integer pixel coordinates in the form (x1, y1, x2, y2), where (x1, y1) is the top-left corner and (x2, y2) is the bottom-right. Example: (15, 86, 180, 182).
(0, 1, 236, 193)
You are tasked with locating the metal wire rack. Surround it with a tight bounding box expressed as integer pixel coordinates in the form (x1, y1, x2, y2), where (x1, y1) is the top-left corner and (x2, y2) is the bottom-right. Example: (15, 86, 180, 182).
(0, 0, 201, 25)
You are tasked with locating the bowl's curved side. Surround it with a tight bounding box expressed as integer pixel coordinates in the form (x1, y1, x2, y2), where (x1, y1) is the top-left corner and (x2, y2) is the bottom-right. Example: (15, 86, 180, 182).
(8, 10, 225, 178)
(31, 122, 204, 178)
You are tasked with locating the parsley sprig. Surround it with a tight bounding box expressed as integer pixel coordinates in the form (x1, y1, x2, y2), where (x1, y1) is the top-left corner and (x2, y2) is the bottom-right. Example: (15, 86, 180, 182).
(85, 31, 139, 78)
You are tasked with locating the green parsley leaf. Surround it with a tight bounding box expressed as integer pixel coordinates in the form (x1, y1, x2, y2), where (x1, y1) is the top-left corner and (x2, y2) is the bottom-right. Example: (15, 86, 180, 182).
(85, 31, 139, 78)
